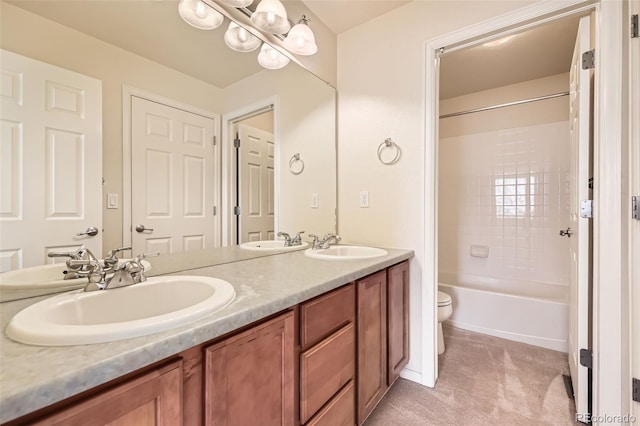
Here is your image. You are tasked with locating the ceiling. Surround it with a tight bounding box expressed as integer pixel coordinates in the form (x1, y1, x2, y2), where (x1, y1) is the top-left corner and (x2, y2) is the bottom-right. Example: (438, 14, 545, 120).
(439, 15, 582, 99)
(299, 0, 411, 34)
(7, 1, 583, 97)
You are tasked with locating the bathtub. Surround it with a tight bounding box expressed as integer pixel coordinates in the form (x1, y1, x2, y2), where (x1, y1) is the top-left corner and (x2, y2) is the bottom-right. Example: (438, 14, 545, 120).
(439, 273, 569, 352)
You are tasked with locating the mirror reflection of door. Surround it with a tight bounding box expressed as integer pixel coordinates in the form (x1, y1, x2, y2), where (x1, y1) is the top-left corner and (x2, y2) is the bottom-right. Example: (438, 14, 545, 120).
(130, 96, 218, 255)
(0, 50, 102, 271)
(234, 111, 275, 244)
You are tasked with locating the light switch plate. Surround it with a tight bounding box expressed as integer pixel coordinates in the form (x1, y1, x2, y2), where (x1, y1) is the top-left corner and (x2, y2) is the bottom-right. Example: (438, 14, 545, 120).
(311, 193, 319, 209)
(107, 193, 118, 209)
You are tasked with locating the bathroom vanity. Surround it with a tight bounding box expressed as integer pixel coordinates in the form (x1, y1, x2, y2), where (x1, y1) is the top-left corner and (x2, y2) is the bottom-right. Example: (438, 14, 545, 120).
(0, 248, 412, 425)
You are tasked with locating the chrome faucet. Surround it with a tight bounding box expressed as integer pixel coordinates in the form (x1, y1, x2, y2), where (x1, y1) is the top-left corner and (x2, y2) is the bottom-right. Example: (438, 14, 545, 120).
(48, 246, 99, 280)
(309, 233, 341, 250)
(277, 231, 305, 247)
(103, 251, 158, 290)
(102, 246, 132, 273)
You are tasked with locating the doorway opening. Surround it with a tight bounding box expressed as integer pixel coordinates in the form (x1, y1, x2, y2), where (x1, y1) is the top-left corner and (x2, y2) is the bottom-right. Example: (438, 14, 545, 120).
(431, 7, 595, 419)
(221, 99, 278, 246)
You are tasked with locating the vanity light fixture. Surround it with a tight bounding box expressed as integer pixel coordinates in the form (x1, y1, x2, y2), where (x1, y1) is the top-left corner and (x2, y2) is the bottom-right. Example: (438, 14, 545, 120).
(257, 43, 290, 69)
(283, 15, 317, 56)
(178, 0, 224, 30)
(224, 21, 261, 52)
(251, 0, 290, 34)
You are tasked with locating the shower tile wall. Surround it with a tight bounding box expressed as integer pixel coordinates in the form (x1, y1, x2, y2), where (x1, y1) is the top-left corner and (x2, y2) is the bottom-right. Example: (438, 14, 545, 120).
(439, 121, 570, 286)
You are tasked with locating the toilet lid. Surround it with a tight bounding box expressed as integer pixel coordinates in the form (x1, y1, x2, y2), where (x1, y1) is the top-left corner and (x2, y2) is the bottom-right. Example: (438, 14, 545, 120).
(438, 291, 452, 306)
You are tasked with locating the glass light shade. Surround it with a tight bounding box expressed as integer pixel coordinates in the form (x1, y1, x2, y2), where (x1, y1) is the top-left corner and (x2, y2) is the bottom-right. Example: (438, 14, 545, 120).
(219, 0, 254, 6)
(257, 43, 290, 70)
(251, 0, 290, 34)
(178, 0, 224, 30)
(283, 20, 317, 55)
(224, 22, 261, 52)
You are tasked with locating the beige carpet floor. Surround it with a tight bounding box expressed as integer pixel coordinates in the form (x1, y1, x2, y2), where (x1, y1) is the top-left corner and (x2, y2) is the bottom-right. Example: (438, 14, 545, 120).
(365, 325, 578, 426)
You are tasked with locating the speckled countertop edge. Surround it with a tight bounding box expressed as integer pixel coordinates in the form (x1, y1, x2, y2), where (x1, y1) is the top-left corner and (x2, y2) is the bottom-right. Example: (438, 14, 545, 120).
(0, 247, 413, 423)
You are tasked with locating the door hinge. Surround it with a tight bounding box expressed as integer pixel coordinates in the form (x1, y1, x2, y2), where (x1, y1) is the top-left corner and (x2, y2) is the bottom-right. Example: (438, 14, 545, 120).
(588, 177, 594, 190)
(579, 349, 593, 369)
(633, 196, 640, 220)
(582, 50, 595, 69)
(213, 206, 217, 216)
(633, 378, 640, 402)
(213, 135, 217, 146)
(632, 14, 639, 38)
(234, 135, 241, 148)
(580, 200, 593, 219)
(233, 206, 241, 216)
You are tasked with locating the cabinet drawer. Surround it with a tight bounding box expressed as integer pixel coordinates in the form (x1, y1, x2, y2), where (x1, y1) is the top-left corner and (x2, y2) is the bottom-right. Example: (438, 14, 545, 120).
(306, 381, 355, 426)
(300, 283, 355, 349)
(300, 323, 355, 424)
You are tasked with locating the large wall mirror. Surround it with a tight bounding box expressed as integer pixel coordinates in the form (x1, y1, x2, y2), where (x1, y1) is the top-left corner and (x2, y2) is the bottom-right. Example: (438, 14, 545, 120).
(0, 1, 336, 277)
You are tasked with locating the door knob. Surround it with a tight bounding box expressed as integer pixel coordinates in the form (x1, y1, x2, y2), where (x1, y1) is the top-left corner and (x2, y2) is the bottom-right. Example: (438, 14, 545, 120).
(559, 228, 573, 238)
(76, 226, 99, 237)
(135, 224, 154, 233)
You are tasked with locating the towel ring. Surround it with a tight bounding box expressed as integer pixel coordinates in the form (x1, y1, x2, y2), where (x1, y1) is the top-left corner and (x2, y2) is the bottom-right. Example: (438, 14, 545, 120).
(377, 138, 401, 165)
(289, 153, 304, 175)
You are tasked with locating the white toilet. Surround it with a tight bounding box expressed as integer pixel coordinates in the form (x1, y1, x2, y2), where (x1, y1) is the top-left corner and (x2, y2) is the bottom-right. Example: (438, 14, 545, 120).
(437, 291, 453, 355)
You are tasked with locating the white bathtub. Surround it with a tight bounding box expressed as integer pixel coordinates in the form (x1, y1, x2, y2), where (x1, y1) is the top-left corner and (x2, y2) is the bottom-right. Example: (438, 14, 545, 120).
(439, 273, 569, 352)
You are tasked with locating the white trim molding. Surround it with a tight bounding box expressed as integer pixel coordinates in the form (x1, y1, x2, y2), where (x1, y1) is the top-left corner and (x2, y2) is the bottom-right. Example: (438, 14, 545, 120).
(591, 0, 625, 421)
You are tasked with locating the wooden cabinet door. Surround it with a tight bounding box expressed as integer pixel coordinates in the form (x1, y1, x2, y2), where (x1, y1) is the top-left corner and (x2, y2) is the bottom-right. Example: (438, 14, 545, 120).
(387, 261, 410, 385)
(204, 311, 295, 426)
(30, 361, 183, 426)
(356, 270, 387, 425)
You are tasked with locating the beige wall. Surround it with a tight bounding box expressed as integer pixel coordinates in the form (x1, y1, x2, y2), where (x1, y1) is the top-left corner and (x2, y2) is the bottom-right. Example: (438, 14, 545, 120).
(239, 111, 274, 133)
(440, 73, 569, 137)
(0, 2, 224, 254)
(337, 0, 536, 383)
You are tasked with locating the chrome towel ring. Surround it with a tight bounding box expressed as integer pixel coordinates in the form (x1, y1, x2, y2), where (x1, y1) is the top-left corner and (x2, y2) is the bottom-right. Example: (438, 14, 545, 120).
(289, 153, 304, 175)
(377, 138, 401, 165)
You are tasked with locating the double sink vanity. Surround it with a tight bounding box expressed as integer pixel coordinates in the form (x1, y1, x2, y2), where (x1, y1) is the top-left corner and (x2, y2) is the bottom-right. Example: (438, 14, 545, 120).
(0, 242, 412, 425)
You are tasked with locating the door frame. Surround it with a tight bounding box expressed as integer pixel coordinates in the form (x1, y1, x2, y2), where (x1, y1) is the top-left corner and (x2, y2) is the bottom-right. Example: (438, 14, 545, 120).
(628, 0, 640, 419)
(423, 0, 625, 416)
(221, 96, 279, 246)
(122, 85, 221, 248)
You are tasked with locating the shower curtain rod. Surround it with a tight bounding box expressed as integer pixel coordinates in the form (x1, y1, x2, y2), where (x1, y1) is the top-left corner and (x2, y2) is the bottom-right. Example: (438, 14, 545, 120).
(439, 91, 570, 119)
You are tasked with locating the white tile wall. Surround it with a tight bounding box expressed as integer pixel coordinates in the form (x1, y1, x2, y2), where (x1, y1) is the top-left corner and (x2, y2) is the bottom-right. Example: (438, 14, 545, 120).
(439, 121, 570, 287)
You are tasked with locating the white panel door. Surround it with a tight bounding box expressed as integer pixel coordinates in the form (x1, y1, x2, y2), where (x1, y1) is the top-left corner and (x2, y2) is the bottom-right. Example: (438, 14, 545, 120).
(238, 124, 274, 243)
(131, 96, 215, 255)
(567, 16, 592, 416)
(0, 49, 102, 272)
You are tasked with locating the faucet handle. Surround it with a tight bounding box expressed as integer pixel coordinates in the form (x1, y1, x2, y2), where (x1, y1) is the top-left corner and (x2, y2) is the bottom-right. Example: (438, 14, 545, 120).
(106, 246, 132, 259)
(134, 251, 160, 265)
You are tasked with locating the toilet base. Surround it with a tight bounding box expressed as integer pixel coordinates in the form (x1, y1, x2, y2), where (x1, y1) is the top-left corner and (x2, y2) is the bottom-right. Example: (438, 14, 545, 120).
(438, 322, 445, 355)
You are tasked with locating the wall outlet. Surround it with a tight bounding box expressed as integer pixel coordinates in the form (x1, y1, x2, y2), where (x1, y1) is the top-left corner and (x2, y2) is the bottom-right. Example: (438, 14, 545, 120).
(311, 193, 319, 209)
(359, 191, 369, 208)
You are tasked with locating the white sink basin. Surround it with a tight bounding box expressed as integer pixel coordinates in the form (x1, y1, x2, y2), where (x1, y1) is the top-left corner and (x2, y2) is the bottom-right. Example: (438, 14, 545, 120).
(5, 275, 235, 346)
(0, 260, 151, 302)
(304, 245, 388, 261)
(239, 240, 309, 251)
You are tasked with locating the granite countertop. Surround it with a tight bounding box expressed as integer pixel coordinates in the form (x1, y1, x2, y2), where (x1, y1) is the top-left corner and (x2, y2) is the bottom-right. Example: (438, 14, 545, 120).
(0, 247, 413, 423)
